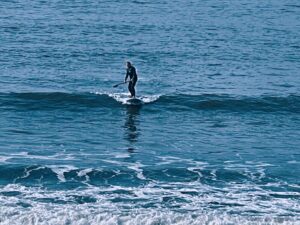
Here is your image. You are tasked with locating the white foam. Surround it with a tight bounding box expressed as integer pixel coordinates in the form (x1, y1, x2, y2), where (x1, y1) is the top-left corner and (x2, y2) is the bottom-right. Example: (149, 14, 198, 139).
(77, 168, 93, 177)
(0, 156, 11, 163)
(49, 165, 78, 182)
(114, 153, 130, 159)
(0, 182, 299, 225)
(127, 162, 146, 180)
(156, 156, 207, 167)
(95, 91, 160, 105)
(77, 168, 93, 183)
(1, 152, 75, 162)
(139, 95, 161, 103)
(0, 205, 298, 225)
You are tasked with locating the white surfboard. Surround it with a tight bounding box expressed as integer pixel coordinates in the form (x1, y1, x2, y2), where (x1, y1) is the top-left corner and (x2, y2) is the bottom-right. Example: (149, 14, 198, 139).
(104, 92, 160, 105)
(126, 97, 143, 105)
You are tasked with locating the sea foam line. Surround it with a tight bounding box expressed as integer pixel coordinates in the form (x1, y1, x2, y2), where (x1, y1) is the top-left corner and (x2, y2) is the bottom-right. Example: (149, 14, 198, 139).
(0, 205, 298, 225)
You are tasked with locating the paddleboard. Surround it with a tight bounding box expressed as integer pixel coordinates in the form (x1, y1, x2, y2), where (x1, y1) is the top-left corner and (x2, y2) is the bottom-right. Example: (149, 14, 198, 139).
(126, 97, 143, 105)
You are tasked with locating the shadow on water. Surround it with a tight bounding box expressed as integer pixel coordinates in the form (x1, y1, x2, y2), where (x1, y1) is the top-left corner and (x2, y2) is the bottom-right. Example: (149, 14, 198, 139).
(123, 104, 142, 153)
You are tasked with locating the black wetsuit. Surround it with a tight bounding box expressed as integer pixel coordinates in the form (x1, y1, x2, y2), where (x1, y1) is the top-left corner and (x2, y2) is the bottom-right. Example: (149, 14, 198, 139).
(125, 66, 138, 97)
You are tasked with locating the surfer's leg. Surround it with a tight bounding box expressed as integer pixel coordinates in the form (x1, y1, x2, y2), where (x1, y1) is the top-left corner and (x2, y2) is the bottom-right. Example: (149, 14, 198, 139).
(128, 81, 134, 97)
(131, 80, 136, 97)
(128, 82, 131, 95)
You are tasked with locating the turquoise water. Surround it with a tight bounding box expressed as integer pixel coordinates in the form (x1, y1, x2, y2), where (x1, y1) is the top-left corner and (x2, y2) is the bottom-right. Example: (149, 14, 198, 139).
(0, 0, 300, 224)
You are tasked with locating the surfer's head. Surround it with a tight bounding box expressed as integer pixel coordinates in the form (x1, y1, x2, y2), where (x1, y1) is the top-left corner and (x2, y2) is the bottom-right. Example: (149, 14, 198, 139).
(126, 61, 132, 68)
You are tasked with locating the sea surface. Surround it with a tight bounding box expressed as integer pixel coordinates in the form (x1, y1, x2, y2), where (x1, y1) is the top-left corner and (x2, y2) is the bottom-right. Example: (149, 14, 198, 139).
(0, 0, 300, 224)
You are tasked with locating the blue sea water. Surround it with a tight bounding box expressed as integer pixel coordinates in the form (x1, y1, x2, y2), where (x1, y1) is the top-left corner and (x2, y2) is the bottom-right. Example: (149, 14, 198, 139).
(0, 0, 300, 224)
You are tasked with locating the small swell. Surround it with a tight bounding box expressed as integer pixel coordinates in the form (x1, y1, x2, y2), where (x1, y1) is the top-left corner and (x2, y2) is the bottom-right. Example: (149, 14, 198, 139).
(157, 94, 300, 113)
(0, 92, 120, 111)
(0, 92, 298, 113)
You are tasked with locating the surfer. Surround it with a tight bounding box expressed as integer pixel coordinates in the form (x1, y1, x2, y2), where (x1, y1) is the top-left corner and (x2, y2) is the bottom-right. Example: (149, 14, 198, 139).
(125, 61, 138, 98)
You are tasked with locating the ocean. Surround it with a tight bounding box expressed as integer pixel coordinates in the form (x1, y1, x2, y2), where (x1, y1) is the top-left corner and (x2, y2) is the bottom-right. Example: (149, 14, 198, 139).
(0, 0, 300, 224)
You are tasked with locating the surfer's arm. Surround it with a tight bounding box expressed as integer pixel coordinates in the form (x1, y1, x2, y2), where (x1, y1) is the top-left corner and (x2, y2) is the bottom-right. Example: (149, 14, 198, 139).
(124, 70, 129, 82)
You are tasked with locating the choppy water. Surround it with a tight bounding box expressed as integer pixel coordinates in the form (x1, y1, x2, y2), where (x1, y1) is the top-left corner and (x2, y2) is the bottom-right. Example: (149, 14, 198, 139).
(0, 0, 300, 224)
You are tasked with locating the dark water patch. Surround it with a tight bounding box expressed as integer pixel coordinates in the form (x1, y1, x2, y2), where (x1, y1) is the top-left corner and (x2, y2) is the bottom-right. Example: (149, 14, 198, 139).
(180, 191, 199, 196)
(210, 123, 227, 128)
(98, 189, 134, 196)
(215, 169, 248, 183)
(6, 129, 35, 135)
(111, 197, 147, 204)
(35, 197, 70, 204)
(71, 195, 97, 204)
(16, 202, 32, 208)
(269, 193, 300, 199)
(1, 191, 22, 197)
(208, 201, 244, 208)
(284, 4, 300, 9)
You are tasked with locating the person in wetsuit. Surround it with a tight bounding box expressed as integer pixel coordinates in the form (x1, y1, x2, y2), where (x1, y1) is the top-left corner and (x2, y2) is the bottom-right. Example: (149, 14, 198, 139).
(125, 61, 138, 98)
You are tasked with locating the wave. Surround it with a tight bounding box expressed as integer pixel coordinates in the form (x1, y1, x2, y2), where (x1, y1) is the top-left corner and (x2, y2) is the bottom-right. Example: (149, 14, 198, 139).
(0, 92, 120, 110)
(158, 94, 300, 113)
(0, 92, 299, 113)
(0, 164, 299, 224)
(0, 164, 295, 190)
(0, 164, 300, 221)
